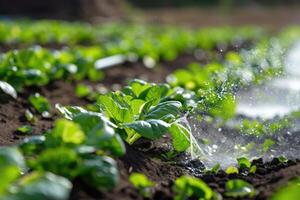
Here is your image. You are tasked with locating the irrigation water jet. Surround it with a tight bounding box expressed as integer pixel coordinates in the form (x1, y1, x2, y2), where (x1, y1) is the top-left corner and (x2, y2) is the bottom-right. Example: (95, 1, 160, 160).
(187, 41, 300, 169)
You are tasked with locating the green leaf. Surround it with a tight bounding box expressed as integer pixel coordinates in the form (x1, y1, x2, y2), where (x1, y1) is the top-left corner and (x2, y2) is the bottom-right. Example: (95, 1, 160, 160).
(205, 164, 221, 174)
(225, 166, 239, 174)
(0, 81, 17, 99)
(173, 175, 213, 200)
(75, 84, 91, 98)
(31, 147, 79, 178)
(5, 172, 72, 200)
(47, 119, 85, 147)
(17, 125, 33, 135)
(129, 173, 155, 188)
(55, 104, 87, 120)
(129, 173, 154, 198)
(237, 157, 251, 169)
(24, 109, 37, 124)
(139, 84, 170, 104)
(0, 147, 26, 173)
(20, 136, 45, 156)
(129, 79, 151, 97)
(145, 101, 181, 120)
(225, 179, 256, 198)
(80, 155, 118, 191)
(0, 147, 26, 194)
(123, 119, 169, 140)
(73, 113, 125, 156)
(98, 95, 132, 123)
(28, 93, 51, 117)
(249, 165, 257, 174)
(129, 99, 145, 116)
(277, 156, 288, 163)
(271, 177, 300, 200)
(169, 123, 190, 152)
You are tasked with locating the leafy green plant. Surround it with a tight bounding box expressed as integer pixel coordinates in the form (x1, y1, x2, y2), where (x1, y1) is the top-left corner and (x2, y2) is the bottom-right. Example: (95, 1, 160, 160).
(24, 110, 37, 124)
(249, 165, 257, 174)
(29, 93, 51, 118)
(0, 147, 26, 194)
(75, 84, 92, 98)
(225, 166, 239, 174)
(271, 177, 300, 200)
(129, 173, 155, 198)
(173, 175, 219, 200)
(96, 80, 191, 152)
(277, 156, 288, 163)
(237, 157, 251, 169)
(205, 164, 221, 174)
(3, 172, 72, 200)
(225, 179, 256, 198)
(17, 125, 33, 135)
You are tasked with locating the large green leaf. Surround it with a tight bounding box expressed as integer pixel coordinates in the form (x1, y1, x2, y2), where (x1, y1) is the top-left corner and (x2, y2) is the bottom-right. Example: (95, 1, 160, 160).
(145, 101, 181, 120)
(169, 123, 190, 152)
(46, 119, 85, 147)
(4, 172, 72, 200)
(80, 155, 118, 191)
(73, 113, 125, 156)
(0, 147, 26, 194)
(123, 119, 169, 140)
(271, 177, 300, 200)
(30, 147, 79, 179)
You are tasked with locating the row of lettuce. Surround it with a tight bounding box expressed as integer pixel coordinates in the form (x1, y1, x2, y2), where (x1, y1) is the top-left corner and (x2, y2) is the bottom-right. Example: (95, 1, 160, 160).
(0, 22, 300, 199)
(1, 79, 299, 200)
(2, 79, 299, 200)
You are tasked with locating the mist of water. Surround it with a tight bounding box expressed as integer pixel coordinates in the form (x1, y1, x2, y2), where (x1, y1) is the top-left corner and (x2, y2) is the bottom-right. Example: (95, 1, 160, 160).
(187, 41, 300, 168)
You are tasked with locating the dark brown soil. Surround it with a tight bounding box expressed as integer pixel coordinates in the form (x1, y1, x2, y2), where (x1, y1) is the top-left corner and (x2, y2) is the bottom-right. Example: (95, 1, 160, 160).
(0, 53, 299, 200)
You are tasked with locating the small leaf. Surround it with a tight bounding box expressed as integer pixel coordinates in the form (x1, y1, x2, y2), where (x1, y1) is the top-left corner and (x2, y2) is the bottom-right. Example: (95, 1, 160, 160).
(17, 125, 33, 135)
(237, 157, 251, 169)
(249, 165, 257, 174)
(129, 173, 154, 188)
(129, 173, 154, 198)
(206, 164, 221, 174)
(75, 84, 92, 98)
(173, 175, 213, 200)
(29, 93, 51, 117)
(25, 110, 37, 124)
(277, 156, 288, 163)
(226, 166, 239, 174)
(225, 179, 256, 198)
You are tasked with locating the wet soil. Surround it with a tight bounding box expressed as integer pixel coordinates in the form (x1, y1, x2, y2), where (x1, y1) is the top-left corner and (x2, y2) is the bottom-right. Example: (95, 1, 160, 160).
(0, 52, 299, 200)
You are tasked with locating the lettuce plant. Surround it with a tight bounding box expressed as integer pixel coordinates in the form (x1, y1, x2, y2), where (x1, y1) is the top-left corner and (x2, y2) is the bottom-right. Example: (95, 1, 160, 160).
(96, 79, 191, 152)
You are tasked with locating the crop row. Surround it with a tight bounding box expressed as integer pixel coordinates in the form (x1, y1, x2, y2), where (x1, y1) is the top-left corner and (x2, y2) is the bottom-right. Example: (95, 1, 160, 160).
(0, 21, 300, 199)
